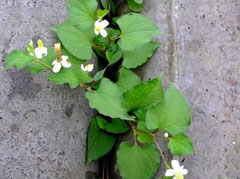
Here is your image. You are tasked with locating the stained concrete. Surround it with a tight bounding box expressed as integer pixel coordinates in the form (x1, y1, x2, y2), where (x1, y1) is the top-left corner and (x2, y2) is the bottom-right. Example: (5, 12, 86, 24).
(0, 0, 98, 178)
(1, 0, 240, 178)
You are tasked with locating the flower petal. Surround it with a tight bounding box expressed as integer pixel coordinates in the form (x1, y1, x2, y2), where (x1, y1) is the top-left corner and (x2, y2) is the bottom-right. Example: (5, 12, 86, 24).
(61, 59, 71, 68)
(180, 168, 188, 175)
(86, 64, 94, 72)
(171, 160, 180, 170)
(100, 29, 107, 37)
(165, 169, 175, 177)
(99, 20, 109, 28)
(42, 47, 48, 56)
(81, 64, 86, 71)
(35, 48, 43, 59)
(52, 59, 57, 65)
(61, 55, 68, 61)
(94, 20, 100, 27)
(94, 30, 100, 35)
(52, 61, 61, 73)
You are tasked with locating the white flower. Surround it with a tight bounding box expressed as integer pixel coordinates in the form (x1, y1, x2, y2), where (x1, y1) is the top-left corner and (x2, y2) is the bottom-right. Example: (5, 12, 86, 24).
(94, 20, 109, 37)
(52, 55, 71, 73)
(164, 132, 169, 138)
(35, 39, 47, 59)
(165, 160, 188, 179)
(81, 64, 94, 72)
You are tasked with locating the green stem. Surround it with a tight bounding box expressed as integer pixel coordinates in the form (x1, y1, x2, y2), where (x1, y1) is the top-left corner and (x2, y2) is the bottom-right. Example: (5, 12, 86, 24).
(92, 44, 105, 51)
(153, 138, 170, 169)
(35, 59, 52, 71)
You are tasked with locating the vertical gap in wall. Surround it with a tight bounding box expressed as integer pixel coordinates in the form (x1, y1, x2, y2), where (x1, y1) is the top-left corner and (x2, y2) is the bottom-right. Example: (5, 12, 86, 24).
(169, 0, 179, 87)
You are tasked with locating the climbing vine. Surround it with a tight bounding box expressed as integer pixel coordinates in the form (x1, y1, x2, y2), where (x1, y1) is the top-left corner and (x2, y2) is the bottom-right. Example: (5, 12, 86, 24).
(4, 0, 194, 178)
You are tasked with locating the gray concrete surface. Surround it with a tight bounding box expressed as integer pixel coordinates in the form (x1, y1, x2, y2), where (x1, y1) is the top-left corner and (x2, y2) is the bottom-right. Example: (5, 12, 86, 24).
(1, 0, 240, 179)
(0, 0, 98, 178)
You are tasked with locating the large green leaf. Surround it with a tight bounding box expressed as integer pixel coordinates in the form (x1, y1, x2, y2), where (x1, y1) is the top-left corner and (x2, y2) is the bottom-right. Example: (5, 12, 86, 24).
(127, 0, 142, 12)
(5, 50, 34, 70)
(146, 84, 191, 135)
(117, 142, 160, 179)
(117, 13, 162, 51)
(123, 77, 164, 111)
(116, 68, 142, 93)
(52, 21, 94, 60)
(87, 117, 116, 163)
(86, 78, 134, 120)
(67, 0, 98, 30)
(105, 118, 131, 134)
(47, 66, 93, 88)
(168, 133, 194, 156)
(122, 42, 160, 69)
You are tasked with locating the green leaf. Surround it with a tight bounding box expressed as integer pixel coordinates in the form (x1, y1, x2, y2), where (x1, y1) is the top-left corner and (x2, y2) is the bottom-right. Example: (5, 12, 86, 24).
(87, 117, 116, 163)
(96, 116, 108, 129)
(168, 133, 194, 156)
(105, 118, 131, 134)
(106, 42, 122, 65)
(116, 68, 142, 93)
(97, 9, 109, 20)
(5, 50, 34, 70)
(67, 0, 98, 30)
(122, 42, 160, 69)
(133, 109, 147, 121)
(123, 77, 164, 111)
(93, 68, 106, 81)
(52, 21, 94, 60)
(101, 0, 117, 15)
(127, 0, 142, 12)
(86, 78, 134, 120)
(106, 28, 120, 39)
(94, 34, 110, 49)
(117, 142, 160, 179)
(62, 46, 85, 67)
(136, 131, 153, 143)
(146, 84, 191, 135)
(117, 13, 162, 51)
(134, 0, 143, 3)
(47, 66, 93, 88)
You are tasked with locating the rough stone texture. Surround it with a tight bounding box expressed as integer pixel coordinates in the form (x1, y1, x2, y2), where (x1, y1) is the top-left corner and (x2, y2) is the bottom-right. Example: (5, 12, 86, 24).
(1, 0, 240, 179)
(0, 0, 98, 178)
(176, 0, 240, 178)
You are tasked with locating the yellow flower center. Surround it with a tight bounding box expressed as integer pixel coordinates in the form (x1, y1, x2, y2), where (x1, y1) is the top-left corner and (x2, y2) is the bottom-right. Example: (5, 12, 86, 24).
(85, 64, 92, 71)
(54, 43, 62, 61)
(37, 39, 44, 48)
(175, 172, 184, 179)
(95, 26, 101, 32)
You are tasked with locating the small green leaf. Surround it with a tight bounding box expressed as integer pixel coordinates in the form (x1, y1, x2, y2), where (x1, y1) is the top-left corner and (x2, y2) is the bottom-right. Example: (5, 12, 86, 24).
(106, 42, 122, 65)
(101, 0, 117, 15)
(127, 0, 142, 12)
(86, 78, 134, 120)
(97, 9, 109, 20)
(105, 118, 131, 134)
(93, 68, 106, 81)
(123, 77, 164, 111)
(146, 84, 191, 135)
(94, 34, 110, 49)
(133, 109, 147, 121)
(96, 116, 108, 129)
(27, 40, 34, 55)
(52, 21, 94, 60)
(5, 50, 34, 70)
(134, 0, 143, 4)
(117, 13, 162, 51)
(136, 131, 153, 143)
(117, 142, 160, 179)
(168, 133, 194, 156)
(87, 117, 116, 163)
(116, 68, 142, 93)
(106, 28, 120, 39)
(122, 42, 160, 69)
(47, 66, 93, 88)
(67, 0, 98, 30)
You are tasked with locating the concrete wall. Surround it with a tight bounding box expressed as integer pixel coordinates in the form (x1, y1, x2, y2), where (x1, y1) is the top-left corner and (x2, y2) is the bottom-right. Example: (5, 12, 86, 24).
(1, 0, 240, 178)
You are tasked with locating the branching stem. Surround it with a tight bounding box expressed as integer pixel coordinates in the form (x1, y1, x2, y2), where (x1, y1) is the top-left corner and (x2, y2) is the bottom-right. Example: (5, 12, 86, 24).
(153, 138, 170, 169)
